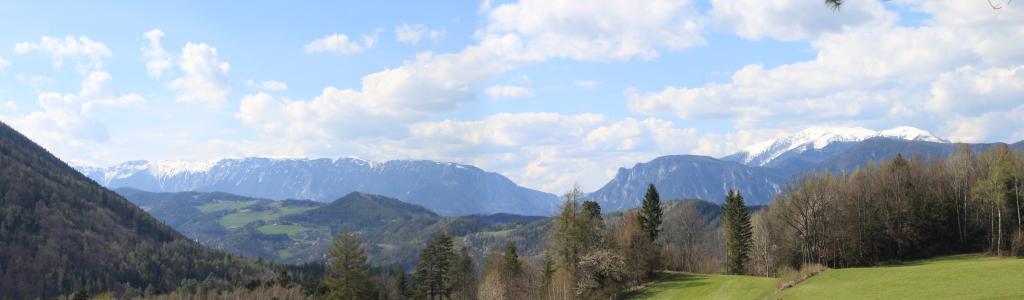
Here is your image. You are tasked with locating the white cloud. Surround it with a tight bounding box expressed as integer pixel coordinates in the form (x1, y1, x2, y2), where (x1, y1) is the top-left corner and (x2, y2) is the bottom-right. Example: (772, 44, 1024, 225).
(403, 113, 706, 192)
(304, 29, 383, 54)
(485, 85, 535, 100)
(141, 29, 174, 78)
(628, 0, 1024, 144)
(707, 0, 895, 41)
(395, 24, 446, 44)
(485, 0, 706, 61)
(17, 75, 55, 92)
(574, 80, 601, 89)
(0, 56, 9, 70)
(79, 71, 147, 106)
(14, 36, 112, 72)
(167, 43, 232, 107)
(1, 92, 110, 148)
(246, 80, 288, 91)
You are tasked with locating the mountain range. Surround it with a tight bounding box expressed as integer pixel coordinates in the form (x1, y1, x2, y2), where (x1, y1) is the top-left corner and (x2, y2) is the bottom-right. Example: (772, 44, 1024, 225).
(74, 157, 559, 216)
(75, 126, 1023, 216)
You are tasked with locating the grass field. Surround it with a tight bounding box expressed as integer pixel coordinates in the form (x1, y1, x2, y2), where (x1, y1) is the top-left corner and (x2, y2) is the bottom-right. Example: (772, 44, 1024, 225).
(479, 229, 513, 237)
(626, 272, 776, 300)
(776, 255, 1024, 299)
(218, 206, 317, 227)
(195, 200, 258, 212)
(627, 255, 1024, 300)
(258, 224, 308, 238)
(277, 249, 293, 260)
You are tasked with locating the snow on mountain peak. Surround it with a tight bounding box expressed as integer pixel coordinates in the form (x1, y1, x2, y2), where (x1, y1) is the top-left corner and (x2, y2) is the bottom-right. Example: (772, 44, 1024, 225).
(726, 126, 948, 167)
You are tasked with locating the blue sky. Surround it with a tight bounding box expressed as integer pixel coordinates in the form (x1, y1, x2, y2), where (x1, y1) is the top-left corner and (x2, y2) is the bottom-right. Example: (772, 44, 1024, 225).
(1, 0, 1023, 193)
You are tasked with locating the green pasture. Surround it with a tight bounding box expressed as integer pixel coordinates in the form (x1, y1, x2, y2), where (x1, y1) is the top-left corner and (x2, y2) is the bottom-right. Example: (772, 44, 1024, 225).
(626, 272, 776, 300)
(776, 255, 1024, 300)
(218, 206, 317, 228)
(627, 255, 1024, 300)
(258, 224, 308, 238)
(195, 200, 258, 212)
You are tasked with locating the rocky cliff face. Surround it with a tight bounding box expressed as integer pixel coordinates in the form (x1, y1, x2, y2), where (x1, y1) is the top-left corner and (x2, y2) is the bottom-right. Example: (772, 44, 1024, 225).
(587, 155, 786, 211)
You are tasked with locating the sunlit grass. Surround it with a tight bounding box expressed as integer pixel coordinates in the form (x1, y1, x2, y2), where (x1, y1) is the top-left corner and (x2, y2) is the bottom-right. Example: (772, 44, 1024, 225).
(626, 271, 776, 300)
(195, 200, 258, 213)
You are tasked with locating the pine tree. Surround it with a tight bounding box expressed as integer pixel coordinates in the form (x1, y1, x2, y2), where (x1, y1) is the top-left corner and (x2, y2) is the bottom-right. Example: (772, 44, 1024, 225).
(721, 190, 753, 275)
(325, 230, 376, 300)
(414, 230, 456, 300)
(276, 270, 292, 288)
(394, 265, 411, 300)
(502, 242, 522, 277)
(638, 183, 665, 241)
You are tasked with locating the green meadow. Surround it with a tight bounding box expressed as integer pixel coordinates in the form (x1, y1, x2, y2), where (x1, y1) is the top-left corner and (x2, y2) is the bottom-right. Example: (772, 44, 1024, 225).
(627, 255, 1024, 300)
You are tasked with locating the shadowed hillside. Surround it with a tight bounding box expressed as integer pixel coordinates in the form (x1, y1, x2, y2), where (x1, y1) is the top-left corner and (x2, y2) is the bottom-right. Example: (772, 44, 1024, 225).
(0, 122, 276, 298)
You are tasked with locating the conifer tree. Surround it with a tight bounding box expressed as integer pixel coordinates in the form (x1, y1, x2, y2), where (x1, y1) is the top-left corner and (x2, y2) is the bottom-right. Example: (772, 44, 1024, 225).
(502, 242, 522, 277)
(722, 190, 753, 275)
(638, 183, 665, 241)
(414, 230, 456, 300)
(276, 270, 292, 288)
(325, 230, 376, 299)
(394, 265, 411, 300)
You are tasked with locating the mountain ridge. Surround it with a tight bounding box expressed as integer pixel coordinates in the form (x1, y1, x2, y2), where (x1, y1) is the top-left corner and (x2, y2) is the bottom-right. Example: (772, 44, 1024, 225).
(75, 157, 560, 216)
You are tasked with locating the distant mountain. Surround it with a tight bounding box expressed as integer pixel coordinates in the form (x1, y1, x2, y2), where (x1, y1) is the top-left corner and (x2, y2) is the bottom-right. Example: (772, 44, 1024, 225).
(722, 126, 949, 175)
(587, 155, 786, 212)
(75, 157, 560, 216)
(0, 122, 275, 298)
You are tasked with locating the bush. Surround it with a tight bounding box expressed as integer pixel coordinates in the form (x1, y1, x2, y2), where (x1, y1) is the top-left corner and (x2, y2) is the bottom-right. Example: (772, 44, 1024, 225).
(776, 263, 826, 292)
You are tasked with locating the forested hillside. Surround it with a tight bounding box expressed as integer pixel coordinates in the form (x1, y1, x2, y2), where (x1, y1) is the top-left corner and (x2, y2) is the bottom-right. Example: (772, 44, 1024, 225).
(0, 122, 278, 298)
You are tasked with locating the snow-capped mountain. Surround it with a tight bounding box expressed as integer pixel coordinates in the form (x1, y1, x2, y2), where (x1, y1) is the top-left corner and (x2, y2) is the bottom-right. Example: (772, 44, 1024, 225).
(73, 157, 560, 216)
(721, 126, 950, 168)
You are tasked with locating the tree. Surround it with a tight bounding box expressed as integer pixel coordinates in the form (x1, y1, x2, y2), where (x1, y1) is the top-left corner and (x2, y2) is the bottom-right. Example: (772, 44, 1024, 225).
(551, 182, 600, 274)
(502, 242, 522, 277)
(722, 190, 753, 275)
(325, 230, 376, 300)
(302, 272, 327, 298)
(276, 270, 292, 288)
(414, 230, 457, 300)
(394, 265, 411, 300)
(452, 246, 477, 300)
(637, 183, 664, 242)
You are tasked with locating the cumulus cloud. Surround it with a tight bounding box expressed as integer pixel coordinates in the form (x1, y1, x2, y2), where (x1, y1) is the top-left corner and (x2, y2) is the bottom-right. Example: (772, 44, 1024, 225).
(707, 0, 894, 41)
(304, 29, 383, 54)
(485, 85, 535, 100)
(141, 29, 174, 78)
(167, 43, 232, 107)
(17, 75, 55, 92)
(395, 24, 446, 44)
(1, 92, 110, 147)
(246, 79, 288, 91)
(79, 71, 147, 106)
(628, 0, 1024, 144)
(0, 56, 9, 70)
(14, 36, 112, 72)
(485, 0, 706, 61)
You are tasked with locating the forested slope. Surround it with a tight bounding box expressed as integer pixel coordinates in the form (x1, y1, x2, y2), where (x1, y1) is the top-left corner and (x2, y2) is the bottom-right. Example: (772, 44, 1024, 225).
(0, 122, 275, 298)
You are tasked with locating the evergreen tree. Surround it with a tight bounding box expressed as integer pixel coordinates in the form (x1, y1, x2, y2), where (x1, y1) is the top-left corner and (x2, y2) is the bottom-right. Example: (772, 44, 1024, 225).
(394, 265, 411, 300)
(414, 230, 457, 300)
(721, 190, 753, 275)
(325, 230, 376, 300)
(539, 249, 557, 289)
(276, 270, 292, 288)
(452, 246, 476, 300)
(502, 242, 522, 277)
(637, 183, 665, 241)
(302, 272, 326, 298)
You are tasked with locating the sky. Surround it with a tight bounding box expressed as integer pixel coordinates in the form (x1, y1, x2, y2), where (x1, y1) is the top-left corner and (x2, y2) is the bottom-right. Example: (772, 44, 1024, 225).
(1, 0, 1023, 194)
